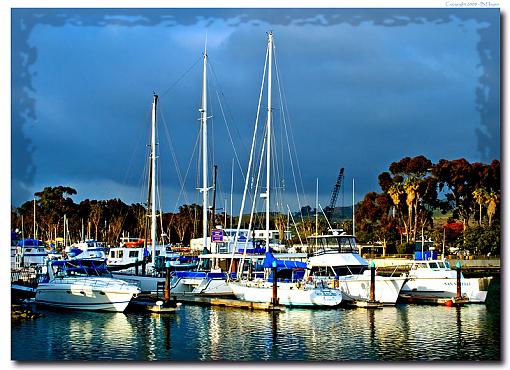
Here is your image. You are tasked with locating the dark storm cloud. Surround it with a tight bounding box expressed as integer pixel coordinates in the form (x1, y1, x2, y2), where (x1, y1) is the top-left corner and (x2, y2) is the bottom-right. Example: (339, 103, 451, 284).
(11, 8, 499, 209)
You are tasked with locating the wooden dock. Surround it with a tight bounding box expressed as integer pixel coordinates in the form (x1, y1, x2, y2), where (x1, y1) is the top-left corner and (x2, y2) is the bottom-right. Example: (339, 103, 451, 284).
(399, 294, 469, 306)
(345, 300, 384, 309)
(127, 299, 181, 313)
(170, 293, 285, 311)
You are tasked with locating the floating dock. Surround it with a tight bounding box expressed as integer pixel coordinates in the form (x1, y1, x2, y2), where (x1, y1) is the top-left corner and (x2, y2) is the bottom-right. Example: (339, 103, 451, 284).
(399, 294, 469, 306)
(170, 293, 285, 311)
(345, 300, 384, 309)
(127, 299, 181, 313)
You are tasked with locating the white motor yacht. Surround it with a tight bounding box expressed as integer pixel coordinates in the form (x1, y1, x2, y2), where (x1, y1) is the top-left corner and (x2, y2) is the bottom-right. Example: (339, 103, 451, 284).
(307, 233, 406, 305)
(35, 259, 140, 312)
(399, 259, 492, 303)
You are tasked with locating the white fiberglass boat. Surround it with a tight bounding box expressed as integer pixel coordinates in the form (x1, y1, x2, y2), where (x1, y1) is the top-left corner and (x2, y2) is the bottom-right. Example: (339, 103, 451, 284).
(307, 233, 406, 305)
(400, 259, 492, 303)
(229, 279, 342, 307)
(35, 259, 140, 312)
(229, 252, 342, 307)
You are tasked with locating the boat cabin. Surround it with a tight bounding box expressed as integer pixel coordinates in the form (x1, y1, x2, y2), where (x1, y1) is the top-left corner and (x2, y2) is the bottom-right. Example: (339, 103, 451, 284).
(48, 259, 110, 280)
(307, 234, 368, 276)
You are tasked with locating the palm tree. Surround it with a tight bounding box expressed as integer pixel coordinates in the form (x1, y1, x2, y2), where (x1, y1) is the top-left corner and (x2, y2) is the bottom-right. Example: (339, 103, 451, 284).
(472, 188, 488, 225)
(486, 191, 499, 227)
(388, 183, 408, 242)
(403, 177, 419, 242)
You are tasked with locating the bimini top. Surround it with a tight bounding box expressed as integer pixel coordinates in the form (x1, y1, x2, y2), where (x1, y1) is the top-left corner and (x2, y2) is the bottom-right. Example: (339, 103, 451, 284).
(50, 259, 109, 276)
(263, 252, 307, 270)
(17, 238, 44, 246)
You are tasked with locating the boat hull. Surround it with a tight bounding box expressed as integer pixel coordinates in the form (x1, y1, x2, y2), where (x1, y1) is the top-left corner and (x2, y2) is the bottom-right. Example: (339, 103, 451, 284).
(229, 281, 342, 307)
(35, 278, 140, 312)
(400, 276, 492, 303)
(171, 276, 234, 296)
(335, 275, 406, 305)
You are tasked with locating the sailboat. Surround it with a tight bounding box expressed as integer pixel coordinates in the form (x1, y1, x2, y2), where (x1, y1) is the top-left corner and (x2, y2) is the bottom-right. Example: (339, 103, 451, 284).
(109, 94, 182, 293)
(228, 32, 342, 307)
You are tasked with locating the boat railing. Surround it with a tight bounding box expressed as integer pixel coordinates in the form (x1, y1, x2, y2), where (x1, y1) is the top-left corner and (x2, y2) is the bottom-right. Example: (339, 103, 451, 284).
(53, 276, 140, 291)
(11, 266, 45, 287)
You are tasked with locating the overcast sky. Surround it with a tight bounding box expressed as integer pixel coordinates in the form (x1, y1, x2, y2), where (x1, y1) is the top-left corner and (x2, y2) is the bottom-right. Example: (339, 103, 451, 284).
(11, 8, 500, 214)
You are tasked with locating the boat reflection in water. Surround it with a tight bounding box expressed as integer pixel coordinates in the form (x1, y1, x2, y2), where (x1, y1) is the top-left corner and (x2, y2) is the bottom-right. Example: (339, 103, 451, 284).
(13, 282, 500, 361)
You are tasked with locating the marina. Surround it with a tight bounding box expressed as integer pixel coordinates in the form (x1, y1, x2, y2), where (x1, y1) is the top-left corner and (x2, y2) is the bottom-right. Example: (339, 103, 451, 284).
(11, 274, 500, 361)
(10, 6, 501, 364)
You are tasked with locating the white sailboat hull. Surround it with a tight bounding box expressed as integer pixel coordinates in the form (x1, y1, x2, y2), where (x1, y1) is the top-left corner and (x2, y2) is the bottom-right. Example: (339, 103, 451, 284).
(171, 277, 233, 296)
(35, 277, 140, 312)
(229, 281, 342, 307)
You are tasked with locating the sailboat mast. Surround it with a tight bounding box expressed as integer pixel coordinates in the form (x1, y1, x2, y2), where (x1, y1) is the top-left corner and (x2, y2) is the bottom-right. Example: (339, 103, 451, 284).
(265, 32, 273, 253)
(33, 198, 36, 240)
(201, 45, 209, 251)
(151, 93, 158, 264)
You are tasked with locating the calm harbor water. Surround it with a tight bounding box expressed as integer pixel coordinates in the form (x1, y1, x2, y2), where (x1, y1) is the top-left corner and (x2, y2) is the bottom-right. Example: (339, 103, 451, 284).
(12, 277, 500, 362)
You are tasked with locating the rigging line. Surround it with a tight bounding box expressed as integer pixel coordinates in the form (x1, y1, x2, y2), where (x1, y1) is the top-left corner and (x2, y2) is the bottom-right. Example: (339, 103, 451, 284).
(208, 60, 249, 178)
(160, 55, 202, 98)
(318, 203, 333, 231)
(274, 45, 307, 231)
(238, 117, 267, 276)
(121, 108, 150, 188)
(160, 112, 188, 203)
(287, 204, 303, 245)
(172, 126, 201, 213)
(227, 42, 269, 278)
(159, 106, 190, 206)
(214, 88, 246, 183)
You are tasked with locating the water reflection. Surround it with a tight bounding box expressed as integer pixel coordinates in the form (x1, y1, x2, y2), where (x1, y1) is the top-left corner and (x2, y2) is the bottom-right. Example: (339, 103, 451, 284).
(12, 302, 500, 361)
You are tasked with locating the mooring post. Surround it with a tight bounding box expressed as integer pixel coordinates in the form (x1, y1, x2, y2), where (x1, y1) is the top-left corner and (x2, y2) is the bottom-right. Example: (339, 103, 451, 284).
(248, 259, 253, 281)
(164, 260, 171, 304)
(456, 261, 462, 299)
(272, 260, 278, 306)
(369, 261, 376, 303)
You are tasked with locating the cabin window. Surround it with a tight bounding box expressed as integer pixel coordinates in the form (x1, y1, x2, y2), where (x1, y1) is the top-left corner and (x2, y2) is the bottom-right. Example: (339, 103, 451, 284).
(429, 262, 439, 269)
(437, 262, 445, 268)
(129, 251, 138, 258)
(156, 250, 161, 256)
(118, 251, 123, 259)
(444, 261, 451, 269)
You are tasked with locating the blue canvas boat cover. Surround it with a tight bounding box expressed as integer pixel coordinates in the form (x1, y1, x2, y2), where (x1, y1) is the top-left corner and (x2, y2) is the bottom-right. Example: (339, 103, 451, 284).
(17, 238, 43, 246)
(263, 252, 307, 270)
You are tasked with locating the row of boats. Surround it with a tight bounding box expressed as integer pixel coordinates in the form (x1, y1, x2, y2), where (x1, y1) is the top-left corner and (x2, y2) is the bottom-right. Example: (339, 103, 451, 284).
(11, 231, 493, 312)
(11, 32, 492, 313)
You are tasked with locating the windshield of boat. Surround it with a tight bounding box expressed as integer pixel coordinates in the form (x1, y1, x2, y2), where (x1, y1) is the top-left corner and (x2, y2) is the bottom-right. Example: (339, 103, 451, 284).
(52, 260, 109, 278)
(309, 236, 358, 254)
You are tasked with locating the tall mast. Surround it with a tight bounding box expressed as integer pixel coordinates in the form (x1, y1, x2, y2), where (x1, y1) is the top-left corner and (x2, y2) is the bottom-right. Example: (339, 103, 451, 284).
(265, 32, 273, 253)
(200, 43, 209, 251)
(151, 93, 158, 264)
(352, 177, 355, 236)
(33, 198, 36, 240)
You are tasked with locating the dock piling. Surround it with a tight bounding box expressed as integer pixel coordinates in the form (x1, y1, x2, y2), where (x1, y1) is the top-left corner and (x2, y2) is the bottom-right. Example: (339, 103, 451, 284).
(456, 261, 462, 298)
(272, 261, 279, 306)
(164, 261, 171, 304)
(369, 261, 376, 303)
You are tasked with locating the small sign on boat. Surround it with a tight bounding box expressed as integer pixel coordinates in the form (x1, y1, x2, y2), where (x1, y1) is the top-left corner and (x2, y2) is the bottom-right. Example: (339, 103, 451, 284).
(211, 229, 224, 242)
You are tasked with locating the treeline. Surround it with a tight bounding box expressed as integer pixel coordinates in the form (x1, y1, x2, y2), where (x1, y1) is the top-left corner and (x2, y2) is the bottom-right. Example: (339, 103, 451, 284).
(10, 186, 230, 247)
(11, 156, 500, 255)
(355, 156, 500, 256)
